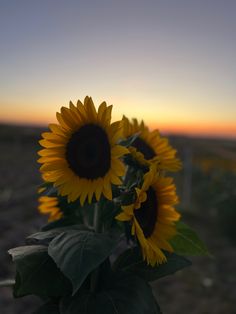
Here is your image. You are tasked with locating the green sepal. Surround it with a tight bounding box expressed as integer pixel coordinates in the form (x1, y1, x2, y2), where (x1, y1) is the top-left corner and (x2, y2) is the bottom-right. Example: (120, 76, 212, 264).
(120, 189, 137, 206)
(118, 132, 140, 147)
(8, 245, 72, 298)
(170, 221, 210, 256)
(113, 246, 191, 281)
(48, 230, 117, 294)
(38, 183, 57, 197)
(60, 273, 161, 314)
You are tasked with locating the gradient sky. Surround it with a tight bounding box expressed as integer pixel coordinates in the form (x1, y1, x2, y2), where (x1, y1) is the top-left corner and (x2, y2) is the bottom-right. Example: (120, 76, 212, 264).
(0, 0, 236, 138)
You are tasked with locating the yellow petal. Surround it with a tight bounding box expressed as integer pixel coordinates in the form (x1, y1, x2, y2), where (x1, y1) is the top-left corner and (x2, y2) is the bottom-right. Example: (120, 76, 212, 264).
(40, 160, 68, 172)
(48, 123, 67, 136)
(60, 107, 78, 129)
(56, 112, 71, 130)
(86, 97, 97, 122)
(41, 133, 67, 145)
(122, 205, 134, 216)
(88, 180, 96, 203)
(37, 156, 64, 163)
(80, 179, 90, 206)
(77, 101, 89, 122)
(110, 173, 122, 185)
(42, 170, 65, 181)
(38, 147, 65, 157)
(95, 178, 103, 201)
(102, 176, 112, 200)
(98, 102, 107, 121)
(111, 145, 129, 158)
(111, 158, 125, 176)
(39, 139, 65, 148)
(115, 212, 130, 221)
(101, 104, 112, 126)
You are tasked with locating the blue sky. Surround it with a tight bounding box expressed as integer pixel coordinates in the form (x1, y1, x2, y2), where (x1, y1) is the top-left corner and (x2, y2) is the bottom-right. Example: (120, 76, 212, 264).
(0, 0, 236, 137)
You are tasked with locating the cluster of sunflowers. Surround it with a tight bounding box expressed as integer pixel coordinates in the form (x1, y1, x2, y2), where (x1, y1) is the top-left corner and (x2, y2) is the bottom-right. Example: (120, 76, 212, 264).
(38, 96, 181, 266)
(8, 97, 207, 313)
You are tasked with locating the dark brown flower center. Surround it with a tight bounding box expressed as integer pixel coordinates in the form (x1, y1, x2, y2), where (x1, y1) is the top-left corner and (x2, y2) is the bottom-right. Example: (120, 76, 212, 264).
(134, 187, 158, 238)
(66, 124, 111, 179)
(132, 137, 156, 160)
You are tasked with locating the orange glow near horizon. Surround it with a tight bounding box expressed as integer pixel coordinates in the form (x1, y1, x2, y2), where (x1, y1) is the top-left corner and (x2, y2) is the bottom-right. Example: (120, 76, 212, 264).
(150, 121, 236, 139)
(0, 96, 235, 139)
(1, 113, 235, 139)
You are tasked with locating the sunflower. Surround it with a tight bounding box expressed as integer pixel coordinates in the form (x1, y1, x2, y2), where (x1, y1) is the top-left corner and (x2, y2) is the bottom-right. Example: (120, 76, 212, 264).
(38, 196, 63, 222)
(116, 169, 180, 265)
(122, 116, 181, 172)
(38, 97, 128, 205)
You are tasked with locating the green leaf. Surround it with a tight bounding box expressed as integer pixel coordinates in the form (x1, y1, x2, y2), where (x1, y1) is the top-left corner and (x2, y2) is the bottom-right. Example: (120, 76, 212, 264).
(8, 245, 71, 297)
(33, 302, 60, 314)
(48, 230, 117, 294)
(113, 247, 191, 281)
(27, 224, 89, 245)
(60, 290, 92, 313)
(170, 222, 209, 256)
(154, 301, 163, 314)
(60, 273, 161, 314)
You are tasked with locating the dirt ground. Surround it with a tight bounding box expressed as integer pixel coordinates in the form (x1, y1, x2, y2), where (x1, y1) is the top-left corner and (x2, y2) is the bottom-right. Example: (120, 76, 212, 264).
(0, 124, 235, 314)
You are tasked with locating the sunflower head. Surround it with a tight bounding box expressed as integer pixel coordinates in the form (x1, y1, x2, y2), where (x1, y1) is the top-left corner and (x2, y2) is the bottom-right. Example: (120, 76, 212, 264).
(116, 169, 180, 266)
(122, 116, 182, 172)
(38, 97, 128, 205)
(38, 196, 63, 222)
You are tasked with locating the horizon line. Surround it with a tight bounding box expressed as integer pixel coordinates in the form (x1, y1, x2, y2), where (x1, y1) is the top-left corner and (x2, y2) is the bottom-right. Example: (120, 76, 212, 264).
(0, 120, 235, 141)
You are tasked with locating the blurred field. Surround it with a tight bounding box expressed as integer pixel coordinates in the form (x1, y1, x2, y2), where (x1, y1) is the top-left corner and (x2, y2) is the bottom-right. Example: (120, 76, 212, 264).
(0, 124, 236, 314)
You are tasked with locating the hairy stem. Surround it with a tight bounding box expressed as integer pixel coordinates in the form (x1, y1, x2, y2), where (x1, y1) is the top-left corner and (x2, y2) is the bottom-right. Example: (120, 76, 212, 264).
(90, 203, 103, 292)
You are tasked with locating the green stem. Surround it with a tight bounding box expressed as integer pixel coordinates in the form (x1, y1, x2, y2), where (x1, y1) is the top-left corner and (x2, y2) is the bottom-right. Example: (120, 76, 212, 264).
(90, 202, 103, 292)
(94, 203, 103, 233)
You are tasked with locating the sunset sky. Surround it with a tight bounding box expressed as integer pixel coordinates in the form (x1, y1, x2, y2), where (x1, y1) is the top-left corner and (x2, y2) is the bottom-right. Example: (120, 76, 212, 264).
(0, 0, 236, 138)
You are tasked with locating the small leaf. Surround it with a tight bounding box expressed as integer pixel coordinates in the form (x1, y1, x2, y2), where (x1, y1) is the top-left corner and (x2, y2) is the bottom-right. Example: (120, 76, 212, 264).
(60, 273, 161, 314)
(8, 245, 71, 297)
(38, 182, 56, 197)
(48, 230, 117, 294)
(0, 279, 15, 287)
(170, 222, 209, 256)
(113, 247, 191, 281)
(8, 245, 47, 260)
